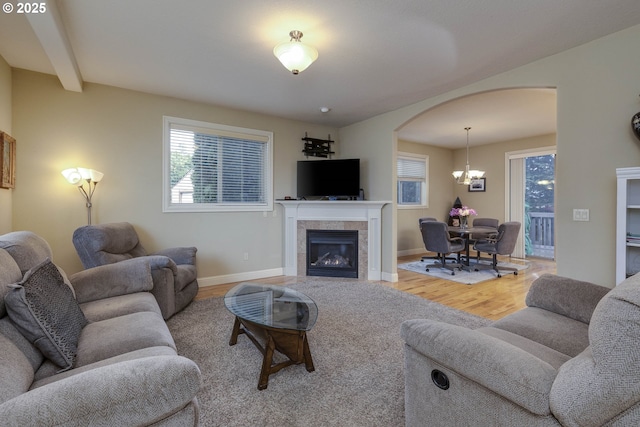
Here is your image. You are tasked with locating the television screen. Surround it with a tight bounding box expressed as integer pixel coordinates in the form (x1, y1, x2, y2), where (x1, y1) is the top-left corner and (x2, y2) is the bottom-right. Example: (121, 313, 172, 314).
(297, 159, 360, 199)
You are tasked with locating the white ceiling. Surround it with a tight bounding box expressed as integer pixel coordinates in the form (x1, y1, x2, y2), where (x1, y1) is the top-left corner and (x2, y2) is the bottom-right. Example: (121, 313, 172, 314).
(0, 0, 638, 147)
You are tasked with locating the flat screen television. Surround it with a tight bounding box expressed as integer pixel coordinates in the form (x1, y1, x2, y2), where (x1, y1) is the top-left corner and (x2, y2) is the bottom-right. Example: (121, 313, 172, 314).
(296, 159, 360, 199)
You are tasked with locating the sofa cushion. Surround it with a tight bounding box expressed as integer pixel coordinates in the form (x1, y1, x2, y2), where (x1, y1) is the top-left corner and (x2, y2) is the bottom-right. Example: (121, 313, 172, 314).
(4, 259, 88, 371)
(0, 249, 23, 317)
(0, 333, 35, 405)
(76, 311, 176, 366)
(79, 292, 162, 322)
(0, 231, 53, 274)
(492, 306, 589, 357)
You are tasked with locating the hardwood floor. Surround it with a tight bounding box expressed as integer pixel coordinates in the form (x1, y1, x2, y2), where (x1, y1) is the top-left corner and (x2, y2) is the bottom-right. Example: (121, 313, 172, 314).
(196, 254, 556, 321)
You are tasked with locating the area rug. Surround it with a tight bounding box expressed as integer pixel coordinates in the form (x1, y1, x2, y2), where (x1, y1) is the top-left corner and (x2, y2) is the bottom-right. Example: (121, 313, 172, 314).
(398, 259, 529, 285)
(166, 277, 491, 427)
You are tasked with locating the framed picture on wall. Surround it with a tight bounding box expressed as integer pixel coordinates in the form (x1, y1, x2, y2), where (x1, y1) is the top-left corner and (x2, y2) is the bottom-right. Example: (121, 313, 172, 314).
(1, 131, 16, 189)
(468, 177, 486, 192)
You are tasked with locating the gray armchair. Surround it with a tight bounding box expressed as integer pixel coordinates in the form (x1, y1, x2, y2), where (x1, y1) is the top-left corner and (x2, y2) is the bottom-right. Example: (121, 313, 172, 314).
(73, 222, 198, 319)
(401, 273, 640, 426)
(420, 221, 465, 275)
(473, 221, 521, 277)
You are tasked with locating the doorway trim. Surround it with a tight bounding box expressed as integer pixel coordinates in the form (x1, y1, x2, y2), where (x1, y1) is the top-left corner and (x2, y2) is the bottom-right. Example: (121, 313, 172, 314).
(504, 146, 556, 258)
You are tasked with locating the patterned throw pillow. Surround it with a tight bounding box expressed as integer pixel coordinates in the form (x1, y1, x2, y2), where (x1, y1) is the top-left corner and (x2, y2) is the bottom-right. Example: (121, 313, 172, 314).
(4, 259, 88, 371)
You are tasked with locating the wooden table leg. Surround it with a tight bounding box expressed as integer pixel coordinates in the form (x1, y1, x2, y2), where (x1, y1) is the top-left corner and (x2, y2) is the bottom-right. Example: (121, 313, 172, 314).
(258, 335, 276, 390)
(302, 333, 315, 372)
(229, 316, 241, 346)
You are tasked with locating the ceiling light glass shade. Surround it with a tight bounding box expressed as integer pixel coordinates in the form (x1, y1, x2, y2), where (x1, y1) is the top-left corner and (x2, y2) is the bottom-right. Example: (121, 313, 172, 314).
(453, 127, 485, 185)
(273, 30, 318, 75)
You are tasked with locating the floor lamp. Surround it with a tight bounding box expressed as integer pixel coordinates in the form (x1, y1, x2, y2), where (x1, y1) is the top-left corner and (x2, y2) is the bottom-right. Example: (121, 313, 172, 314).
(61, 167, 104, 225)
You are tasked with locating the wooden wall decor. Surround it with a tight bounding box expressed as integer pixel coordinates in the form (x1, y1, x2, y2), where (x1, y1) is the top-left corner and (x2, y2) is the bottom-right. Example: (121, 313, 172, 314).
(301, 133, 334, 158)
(0, 131, 16, 189)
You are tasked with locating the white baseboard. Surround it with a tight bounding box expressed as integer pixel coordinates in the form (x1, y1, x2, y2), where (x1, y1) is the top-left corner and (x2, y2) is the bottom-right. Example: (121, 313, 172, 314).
(397, 248, 425, 257)
(197, 268, 285, 287)
(382, 271, 399, 282)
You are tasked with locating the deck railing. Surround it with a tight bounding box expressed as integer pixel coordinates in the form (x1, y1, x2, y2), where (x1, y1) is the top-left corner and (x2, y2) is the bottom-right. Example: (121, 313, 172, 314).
(528, 212, 554, 253)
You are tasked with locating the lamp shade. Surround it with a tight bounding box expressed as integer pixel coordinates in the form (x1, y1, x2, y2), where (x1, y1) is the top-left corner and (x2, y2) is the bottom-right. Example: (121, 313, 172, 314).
(273, 30, 318, 75)
(61, 168, 83, 186)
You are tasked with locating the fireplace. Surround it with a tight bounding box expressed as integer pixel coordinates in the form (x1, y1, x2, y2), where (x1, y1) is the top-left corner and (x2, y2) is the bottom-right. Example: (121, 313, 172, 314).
(306, 230, 358, 278)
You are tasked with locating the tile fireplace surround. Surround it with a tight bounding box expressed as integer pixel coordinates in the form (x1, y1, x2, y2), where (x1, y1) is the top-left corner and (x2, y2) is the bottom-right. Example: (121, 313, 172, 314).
(278, 201, 390, 280)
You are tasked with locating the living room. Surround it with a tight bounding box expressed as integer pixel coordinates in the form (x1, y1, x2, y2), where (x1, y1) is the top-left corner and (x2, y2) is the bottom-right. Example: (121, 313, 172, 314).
(1, 22, 640, 287)
(2, 2, 640, 425)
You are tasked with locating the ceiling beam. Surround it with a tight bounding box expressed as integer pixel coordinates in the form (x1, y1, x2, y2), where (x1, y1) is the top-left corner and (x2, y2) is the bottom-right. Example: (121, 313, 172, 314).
(26, 0, 83, 92)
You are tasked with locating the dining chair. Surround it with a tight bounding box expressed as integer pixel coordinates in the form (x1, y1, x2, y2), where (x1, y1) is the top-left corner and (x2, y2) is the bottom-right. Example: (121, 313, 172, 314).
(473, 221, 522, 277)
(471, 218, 499, 261)
(420, 221, 465, 275)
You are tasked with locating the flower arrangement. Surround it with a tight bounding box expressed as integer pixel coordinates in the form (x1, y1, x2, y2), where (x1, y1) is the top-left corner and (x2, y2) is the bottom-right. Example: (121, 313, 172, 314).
(450, 206, 477, 217)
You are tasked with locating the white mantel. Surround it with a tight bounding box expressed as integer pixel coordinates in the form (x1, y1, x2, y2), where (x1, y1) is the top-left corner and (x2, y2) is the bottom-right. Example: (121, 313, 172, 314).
(278, 200, 390, 280)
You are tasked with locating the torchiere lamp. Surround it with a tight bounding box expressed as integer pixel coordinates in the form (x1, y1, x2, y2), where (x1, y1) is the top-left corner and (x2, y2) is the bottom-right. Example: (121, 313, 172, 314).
(61, 167, 104, 224)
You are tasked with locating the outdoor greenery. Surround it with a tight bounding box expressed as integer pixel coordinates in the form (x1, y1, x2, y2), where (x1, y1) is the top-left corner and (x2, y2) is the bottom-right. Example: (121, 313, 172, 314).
(524, 154, 555, 255)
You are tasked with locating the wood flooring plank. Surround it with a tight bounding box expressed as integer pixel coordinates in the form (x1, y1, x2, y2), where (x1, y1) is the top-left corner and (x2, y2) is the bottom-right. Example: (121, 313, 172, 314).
(195, 253, 556, 321)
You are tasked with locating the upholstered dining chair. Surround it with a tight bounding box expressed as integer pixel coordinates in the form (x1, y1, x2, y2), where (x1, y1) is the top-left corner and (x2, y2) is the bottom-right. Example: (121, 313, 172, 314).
(471, 217, 499, 261)
(421, 221, 465, 275)
(473, 221, 521, 277)
(72, 222, 198, 319)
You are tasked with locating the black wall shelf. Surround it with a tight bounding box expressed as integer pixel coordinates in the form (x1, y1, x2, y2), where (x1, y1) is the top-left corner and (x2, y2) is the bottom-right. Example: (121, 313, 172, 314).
(302, 133, 334, 158)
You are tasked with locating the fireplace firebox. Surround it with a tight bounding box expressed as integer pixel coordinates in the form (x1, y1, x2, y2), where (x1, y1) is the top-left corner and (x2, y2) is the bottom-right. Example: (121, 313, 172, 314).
(306, 230, 358, 278)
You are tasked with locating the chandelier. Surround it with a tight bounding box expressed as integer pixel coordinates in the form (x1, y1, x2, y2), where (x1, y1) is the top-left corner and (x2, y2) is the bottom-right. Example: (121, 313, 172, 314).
(273, 30, 318, 75)
(452, 127, 485, 185)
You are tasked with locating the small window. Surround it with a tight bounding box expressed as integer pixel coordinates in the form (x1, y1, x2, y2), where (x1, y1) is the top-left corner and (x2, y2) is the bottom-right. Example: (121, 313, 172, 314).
(397, 152, 428, 208)
(163, 116, 273, 212)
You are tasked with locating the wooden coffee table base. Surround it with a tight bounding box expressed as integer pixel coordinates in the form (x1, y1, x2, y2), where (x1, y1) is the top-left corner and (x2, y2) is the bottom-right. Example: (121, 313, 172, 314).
(229, 316, 315, 390)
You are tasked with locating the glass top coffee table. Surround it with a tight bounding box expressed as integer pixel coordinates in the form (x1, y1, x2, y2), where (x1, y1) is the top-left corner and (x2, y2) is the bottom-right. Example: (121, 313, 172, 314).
(224, 283, 318, 390)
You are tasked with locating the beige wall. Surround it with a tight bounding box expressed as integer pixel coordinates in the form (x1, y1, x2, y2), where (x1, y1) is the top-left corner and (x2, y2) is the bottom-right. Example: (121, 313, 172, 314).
(396, 140, 453, 254)
(341, 24, 640, 286)
(0, 56, 11, 233)
(11, 70, 337, 279)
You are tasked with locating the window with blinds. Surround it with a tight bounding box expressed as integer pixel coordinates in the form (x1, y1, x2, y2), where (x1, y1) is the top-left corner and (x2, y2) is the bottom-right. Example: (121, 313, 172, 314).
(397, 152, 428, 207)
(163, 116, 273, 212)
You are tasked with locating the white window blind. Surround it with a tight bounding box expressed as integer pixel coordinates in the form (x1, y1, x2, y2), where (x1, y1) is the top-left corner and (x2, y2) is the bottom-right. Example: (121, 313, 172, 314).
(163, 116, 273, 212)
(397, 153, 428, 207)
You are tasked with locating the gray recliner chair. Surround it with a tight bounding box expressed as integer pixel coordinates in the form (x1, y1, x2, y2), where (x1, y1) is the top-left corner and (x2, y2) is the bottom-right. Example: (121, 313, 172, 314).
(402, 272, 640, 426)
(72, 222, 198, 319)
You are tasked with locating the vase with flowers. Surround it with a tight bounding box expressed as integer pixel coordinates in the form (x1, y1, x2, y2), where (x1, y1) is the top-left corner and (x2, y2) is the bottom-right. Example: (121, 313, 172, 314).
(450, 206, 477, 229)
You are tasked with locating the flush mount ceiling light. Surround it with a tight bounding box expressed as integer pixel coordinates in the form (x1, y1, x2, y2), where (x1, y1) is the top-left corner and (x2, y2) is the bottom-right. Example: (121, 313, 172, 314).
(452, 127, 485, 185)
(273, 30, 318, 75)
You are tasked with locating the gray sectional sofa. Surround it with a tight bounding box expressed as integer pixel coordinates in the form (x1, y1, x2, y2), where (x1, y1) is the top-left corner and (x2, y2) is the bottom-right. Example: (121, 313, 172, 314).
(402, 273, 640, 426)
(0, 231, 201, 426)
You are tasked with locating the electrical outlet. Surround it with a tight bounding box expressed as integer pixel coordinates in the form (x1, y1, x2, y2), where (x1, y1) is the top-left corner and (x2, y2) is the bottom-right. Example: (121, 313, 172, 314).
(573, 209, 590, 221)
(243, 252, 249, 261)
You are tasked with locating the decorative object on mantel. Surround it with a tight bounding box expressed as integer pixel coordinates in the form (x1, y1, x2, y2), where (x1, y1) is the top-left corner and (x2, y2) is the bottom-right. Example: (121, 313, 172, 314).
(450, 205, 477, 229)
(0, 131, 16, 189)
(452, 127, 485, 185)
(302, 132, 335, 158)
(61, 167, 104, 225)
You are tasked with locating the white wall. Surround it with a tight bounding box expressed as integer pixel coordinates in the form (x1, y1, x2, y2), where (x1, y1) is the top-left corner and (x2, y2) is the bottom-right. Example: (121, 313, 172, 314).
(11, 70, 337, 281)
(0, 57, 11, 233)
(341, 24, 640, 287)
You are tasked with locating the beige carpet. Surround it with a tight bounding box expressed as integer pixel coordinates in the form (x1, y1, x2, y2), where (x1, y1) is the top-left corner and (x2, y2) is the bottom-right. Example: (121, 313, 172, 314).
(167, 277, 491, 426)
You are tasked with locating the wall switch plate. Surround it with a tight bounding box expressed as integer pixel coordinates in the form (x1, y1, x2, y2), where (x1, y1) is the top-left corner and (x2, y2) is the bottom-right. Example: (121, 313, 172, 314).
(573, 209, 590, 221)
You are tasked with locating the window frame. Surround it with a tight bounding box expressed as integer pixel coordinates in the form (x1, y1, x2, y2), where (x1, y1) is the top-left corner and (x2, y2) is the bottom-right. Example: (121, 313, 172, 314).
(163, 116, 273, 213)
(397, 152, 429, 209)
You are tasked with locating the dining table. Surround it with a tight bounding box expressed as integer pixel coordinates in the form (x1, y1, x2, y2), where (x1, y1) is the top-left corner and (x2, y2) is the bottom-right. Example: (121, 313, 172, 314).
(448, 225, 498, 270)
